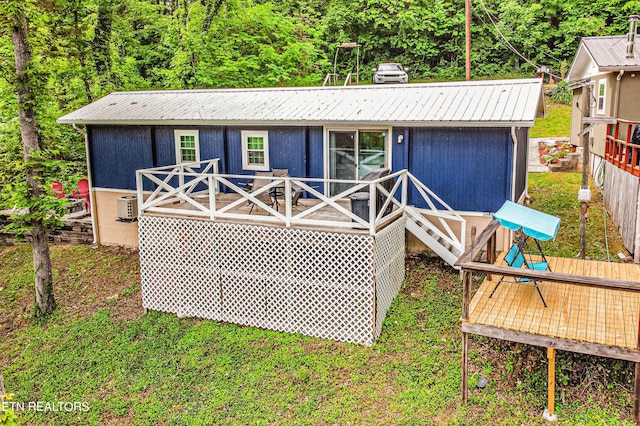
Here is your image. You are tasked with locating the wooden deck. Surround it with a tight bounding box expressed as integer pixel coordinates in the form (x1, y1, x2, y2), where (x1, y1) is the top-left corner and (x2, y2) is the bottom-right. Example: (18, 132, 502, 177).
(458, 220, 640, 419)
(465, 253, 640, 357)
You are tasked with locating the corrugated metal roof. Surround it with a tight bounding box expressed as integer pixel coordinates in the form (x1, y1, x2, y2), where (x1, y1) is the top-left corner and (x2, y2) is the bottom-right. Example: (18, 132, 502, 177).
(567, 36, 640, 81)
(58, 79, 544, 128)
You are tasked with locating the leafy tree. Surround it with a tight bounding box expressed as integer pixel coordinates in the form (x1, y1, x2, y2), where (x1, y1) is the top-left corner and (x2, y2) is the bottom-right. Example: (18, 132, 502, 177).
(0, 0, 60, 317)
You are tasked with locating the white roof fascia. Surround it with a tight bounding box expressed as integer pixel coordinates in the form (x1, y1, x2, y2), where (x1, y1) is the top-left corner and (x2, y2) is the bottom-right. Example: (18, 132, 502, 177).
(567, 42, 599, 82)
(62, 119, 536, 128)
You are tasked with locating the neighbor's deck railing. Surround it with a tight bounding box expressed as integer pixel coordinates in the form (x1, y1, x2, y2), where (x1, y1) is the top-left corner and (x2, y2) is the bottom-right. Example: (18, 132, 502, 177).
(605, 119, 640, 177)
(135, 159, 464, 239)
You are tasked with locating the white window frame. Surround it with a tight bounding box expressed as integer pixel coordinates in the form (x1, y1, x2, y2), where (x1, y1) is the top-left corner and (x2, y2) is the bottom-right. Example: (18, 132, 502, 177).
(241, 130, 270, 171)
(597, 79, 607, 115)
(174, 130, 200, 164)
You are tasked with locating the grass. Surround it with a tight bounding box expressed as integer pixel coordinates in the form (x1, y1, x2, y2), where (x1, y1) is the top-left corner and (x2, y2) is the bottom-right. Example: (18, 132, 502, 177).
(0, 174, 635, 425)
(530, 98, 572, 139)
(527, 173, 627, 260)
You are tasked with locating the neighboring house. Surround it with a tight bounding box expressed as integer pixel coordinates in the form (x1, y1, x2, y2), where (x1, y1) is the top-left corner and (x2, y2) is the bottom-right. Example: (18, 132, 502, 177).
(567, 16, 640, 261)
(57, 79, 543, 344)
(567, 28, 640, 155)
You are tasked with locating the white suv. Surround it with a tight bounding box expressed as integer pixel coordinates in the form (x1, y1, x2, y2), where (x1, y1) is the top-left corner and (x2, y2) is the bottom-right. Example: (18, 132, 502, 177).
(373, 63, 409, 84)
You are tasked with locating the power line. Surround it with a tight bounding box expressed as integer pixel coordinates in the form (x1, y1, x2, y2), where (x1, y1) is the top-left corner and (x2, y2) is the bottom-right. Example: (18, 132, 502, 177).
(475, 0, 564, 80)
(478, 10, 563, 63)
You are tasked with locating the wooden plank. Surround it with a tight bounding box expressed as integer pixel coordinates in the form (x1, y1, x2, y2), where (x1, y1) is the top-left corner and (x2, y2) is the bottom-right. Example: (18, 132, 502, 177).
(461, 322, 640, 362)
(610, 262, 626, 348)
(462, 332, 469, 404)
(625, 265, 640, 348)
(455, 220, 501, 265)
(459, 260, 640, 293)
(635, 309, 640, 423)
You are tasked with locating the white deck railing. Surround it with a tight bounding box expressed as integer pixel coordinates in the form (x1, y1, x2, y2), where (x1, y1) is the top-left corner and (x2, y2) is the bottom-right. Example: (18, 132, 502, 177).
(135, 159, 464, 239)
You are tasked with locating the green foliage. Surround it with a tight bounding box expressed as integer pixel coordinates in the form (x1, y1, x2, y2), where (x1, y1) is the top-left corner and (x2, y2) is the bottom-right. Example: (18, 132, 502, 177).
(550, 80, 572, 105)
(0, 393, 18, 426)
(0, 148, 74, 238)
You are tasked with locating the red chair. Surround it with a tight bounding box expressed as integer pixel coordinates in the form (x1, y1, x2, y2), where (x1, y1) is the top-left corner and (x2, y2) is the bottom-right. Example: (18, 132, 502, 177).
(72, 178, 90, 211)
(50, 181, 66, 199)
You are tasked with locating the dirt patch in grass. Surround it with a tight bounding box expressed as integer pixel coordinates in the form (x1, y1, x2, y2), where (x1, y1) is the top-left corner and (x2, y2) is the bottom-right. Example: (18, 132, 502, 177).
(403, 254, 459, 297)
(0, 244, 143, 366)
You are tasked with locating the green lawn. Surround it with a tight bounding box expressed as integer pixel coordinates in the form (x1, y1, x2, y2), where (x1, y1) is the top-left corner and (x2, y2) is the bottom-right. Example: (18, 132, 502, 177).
(530, 100, 572, 138)
(0, 174, 635, 425)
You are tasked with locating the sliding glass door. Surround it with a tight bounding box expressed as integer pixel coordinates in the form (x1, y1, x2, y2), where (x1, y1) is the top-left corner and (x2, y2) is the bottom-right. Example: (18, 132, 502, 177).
(328, 129, 388, 195)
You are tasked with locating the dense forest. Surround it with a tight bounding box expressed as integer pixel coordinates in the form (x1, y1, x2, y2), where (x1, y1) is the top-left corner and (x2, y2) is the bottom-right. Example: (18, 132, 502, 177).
(0, 0, 638, 194)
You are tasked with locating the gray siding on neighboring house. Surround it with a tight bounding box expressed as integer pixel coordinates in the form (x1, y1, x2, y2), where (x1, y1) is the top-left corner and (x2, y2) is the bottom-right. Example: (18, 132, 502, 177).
(617, 75, 640, 121)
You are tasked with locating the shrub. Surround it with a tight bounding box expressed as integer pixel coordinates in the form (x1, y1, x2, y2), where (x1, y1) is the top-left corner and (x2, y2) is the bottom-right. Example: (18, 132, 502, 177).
(550, 81, 572, 105)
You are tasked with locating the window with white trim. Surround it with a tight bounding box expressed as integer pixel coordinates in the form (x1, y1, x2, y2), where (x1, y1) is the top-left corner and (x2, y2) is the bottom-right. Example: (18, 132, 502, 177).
(241, 130, 270, 171)
(597, 80, 607, 114)
(174, 130, 200, 163)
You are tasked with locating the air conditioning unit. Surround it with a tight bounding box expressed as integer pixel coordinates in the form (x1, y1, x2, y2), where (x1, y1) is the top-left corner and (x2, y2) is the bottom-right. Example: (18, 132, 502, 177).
(117, 196, 138, 222)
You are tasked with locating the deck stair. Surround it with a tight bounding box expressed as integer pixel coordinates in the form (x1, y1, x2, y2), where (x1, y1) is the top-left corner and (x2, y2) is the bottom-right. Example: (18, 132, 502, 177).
(404, 207, 463, 268)
(401, 173, 466, 269)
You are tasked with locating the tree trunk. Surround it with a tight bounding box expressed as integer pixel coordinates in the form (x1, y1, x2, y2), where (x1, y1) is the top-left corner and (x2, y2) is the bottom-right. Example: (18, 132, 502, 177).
(12, 13, 56, 317)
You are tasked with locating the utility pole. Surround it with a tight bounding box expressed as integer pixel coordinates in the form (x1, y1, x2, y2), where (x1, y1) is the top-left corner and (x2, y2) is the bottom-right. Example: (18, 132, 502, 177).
(579, 84, 592, 259)
(465, 0, 471, 80)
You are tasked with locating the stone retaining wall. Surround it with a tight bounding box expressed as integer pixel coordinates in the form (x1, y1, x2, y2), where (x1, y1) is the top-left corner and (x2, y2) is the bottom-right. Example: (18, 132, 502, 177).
(0, 213, 93, 245)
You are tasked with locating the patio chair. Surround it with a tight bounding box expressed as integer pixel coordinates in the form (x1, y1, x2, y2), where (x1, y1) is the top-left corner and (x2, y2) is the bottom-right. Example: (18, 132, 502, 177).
(359, 168, 394, 216)
(72, 178, 90, 211)
(50, 181, 66, 199)
(489, 242, 548, 307)
(272, 169, 303, 207)
(248, 171, 275, 214)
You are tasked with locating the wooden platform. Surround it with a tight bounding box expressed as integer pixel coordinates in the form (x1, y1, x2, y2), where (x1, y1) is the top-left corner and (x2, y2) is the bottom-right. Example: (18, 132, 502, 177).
(465, 254, 640, 359)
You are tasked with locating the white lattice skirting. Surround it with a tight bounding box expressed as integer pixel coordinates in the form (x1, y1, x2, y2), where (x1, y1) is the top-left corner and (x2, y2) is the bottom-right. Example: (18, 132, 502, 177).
(138, 215, 405, 345)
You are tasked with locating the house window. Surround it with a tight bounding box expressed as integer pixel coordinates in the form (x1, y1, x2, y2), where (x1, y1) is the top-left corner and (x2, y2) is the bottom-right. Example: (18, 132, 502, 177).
(597, 80, 607, 115)
(241, 130, 270, 171)
(174, 130, 200, 163)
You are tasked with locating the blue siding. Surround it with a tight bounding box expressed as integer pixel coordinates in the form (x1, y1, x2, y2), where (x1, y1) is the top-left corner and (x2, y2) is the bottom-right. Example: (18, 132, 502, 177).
(306, 127, 325, 195)
(407, 127, 512, 212)
(90, 126, 153, 190)
(154, 127, 226, 171)
(226, 126, 309, 177)
(154, 127, 176, 167)
(88, 123, 518, 213)
(200, 128, 226, 172)
(267, 127, 306, 176)
(392, 127, 410, 171)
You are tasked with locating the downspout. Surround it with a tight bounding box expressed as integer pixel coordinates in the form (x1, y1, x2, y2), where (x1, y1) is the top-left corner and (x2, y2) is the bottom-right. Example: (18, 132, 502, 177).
(509, 126, 519, 248)
(614, 70, 624, 118)
(73, 123, 99, 245)
(510, 126, 518, 202)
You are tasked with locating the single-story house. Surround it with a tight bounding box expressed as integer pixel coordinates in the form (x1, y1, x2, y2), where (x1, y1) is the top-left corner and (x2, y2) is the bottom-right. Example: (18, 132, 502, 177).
(58, 78, 543, 249)
(57, 79, 544, 344)
(567, 15, 640, 261)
